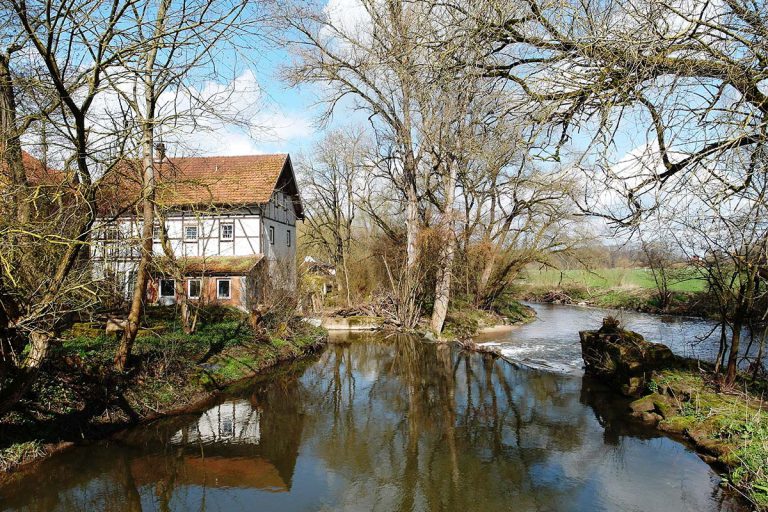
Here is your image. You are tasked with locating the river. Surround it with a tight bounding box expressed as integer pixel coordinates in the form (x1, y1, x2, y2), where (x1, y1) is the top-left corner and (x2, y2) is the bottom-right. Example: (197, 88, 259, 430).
(478, 302, 762, 374)
(0, 306, 750, 511)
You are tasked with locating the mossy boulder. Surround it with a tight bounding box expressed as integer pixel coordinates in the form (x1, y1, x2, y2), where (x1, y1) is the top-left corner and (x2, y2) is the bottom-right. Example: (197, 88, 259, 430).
(629, 395, 656, 414)
(579, 318, 676, 396)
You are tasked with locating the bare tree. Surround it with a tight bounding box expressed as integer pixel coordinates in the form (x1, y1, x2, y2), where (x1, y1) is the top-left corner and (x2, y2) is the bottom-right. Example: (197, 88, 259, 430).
(299, 128, 366, 307)
(0, 0, 141, 415)
(282, 1, 430, 327)
(108, 0, 256, 371)
(638, 233, 691, 312)
(447, 0, 767, 225)
(670, 146, 768, 385)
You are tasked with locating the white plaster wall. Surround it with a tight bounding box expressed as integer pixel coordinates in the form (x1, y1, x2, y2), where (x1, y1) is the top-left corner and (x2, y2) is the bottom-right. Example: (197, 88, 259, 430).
(94, 211, 262, 262)
(261, 192, 298, 289)
(93, 197, 300, 296)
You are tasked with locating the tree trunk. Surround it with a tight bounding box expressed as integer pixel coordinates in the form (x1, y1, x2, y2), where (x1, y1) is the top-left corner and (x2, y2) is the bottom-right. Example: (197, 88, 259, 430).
(725, 320, 742, 386)
(0, 52, 28, 226)
(714, 321, 727, 374)
(430, 163, 457, 335)
(476, 251, 496, 305)
(403, 152, 420, 271)
(752, 326, 766, 380)
(430, 231, 456, 334)
(342, 255, 352, 307)
(0, 331, 51, 417)
(115, 130, 155, 372)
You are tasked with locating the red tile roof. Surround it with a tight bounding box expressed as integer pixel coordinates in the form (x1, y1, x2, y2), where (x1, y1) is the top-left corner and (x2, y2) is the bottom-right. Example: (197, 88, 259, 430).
(1, 151, 67, 187)
(97, 154, 302, 217)
(157, 154, 290, 206)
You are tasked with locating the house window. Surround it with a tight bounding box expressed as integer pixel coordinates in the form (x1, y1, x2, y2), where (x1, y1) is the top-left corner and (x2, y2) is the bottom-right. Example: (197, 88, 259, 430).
(125, 271, 137, 298)
(268, 226, 275, 245)
(217, 279, 231, 299)
(220, 222, 234, 241)
(287, 229, 291, 247)
(159, 279, 175, 298)
(152, 224, 160, 240)
(188, 278, 201, 299)
(184, 225, 198, 241)
(105, 227, 119, 258)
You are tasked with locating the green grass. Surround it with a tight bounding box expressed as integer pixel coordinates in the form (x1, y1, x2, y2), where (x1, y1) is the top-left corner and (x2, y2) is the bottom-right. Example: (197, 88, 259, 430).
(440, 297, 534, 339)
(647, 370, 768, 508)
(521, 267, 706, 293)
(55, 306, 328, 414)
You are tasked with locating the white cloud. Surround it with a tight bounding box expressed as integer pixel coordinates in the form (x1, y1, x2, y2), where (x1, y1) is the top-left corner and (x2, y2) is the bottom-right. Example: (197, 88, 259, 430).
(323, 0, 371, 37)
(162, 70, 315, 155)
(80, 68, 315, 157)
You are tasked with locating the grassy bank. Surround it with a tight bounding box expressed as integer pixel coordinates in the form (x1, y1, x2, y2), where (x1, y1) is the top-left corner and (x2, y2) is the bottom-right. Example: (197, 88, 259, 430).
(516, 267, 709, 315)
(441, 298, 536, 340)
(629, 369, 768, 508)
(0, 306, 327, 473)
(523, 267, 706, 292)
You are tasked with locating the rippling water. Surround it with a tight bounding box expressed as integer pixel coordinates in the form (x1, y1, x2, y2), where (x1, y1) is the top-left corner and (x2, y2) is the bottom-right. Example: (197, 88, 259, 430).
(0, 332, 746, 512)
(479, 303, 760, 374)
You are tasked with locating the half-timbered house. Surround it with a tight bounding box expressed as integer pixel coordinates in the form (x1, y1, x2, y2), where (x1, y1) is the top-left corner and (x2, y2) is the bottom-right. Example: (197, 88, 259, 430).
(92, 153, 303, 310)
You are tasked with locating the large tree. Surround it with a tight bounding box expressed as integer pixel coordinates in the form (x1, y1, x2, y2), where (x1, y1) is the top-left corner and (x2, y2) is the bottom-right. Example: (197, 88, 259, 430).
(283, 0, 431, 327)
(446, 0, 767, 223)
(0, 0, 139, 415)
(108, 0, 259, 371)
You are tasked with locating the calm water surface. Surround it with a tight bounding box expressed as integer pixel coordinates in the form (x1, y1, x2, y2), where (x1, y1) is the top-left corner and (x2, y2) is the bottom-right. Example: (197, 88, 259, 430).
(0, 326, 747, 512)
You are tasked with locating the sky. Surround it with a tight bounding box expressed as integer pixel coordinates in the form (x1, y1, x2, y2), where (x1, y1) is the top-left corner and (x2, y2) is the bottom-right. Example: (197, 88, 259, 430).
(169, 50, 324, 157)
(158, 0, 365, 159)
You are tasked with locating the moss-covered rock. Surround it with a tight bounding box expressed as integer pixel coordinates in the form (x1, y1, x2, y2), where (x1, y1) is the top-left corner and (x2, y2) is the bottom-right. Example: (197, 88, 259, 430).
(66, 322, 103, 339)
(579, 318, 677, 396)
(629, 395, 656, 413)
(625, 368, 768, 509)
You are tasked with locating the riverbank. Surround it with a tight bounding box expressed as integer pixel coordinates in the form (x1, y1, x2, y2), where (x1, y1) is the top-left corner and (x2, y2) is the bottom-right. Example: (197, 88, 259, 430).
(517, 284, 710, 317)
(580, 322, 767, 509)
(440, 299, 536, 340)
(629, 368, 768, 509)
(0, 307, 327, 474)
(320, 297, 536, 340)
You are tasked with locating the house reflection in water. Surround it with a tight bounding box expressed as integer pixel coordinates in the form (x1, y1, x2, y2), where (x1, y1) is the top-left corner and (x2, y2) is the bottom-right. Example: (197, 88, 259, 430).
(128, 389, 306, 495)
(170, 400, 262, 446)
(0, 373, 309, 510)
(123, 400, 289, 492)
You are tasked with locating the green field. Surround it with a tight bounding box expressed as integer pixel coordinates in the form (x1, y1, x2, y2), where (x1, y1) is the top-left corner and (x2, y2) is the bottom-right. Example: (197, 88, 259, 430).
(520, 267, 706, 293)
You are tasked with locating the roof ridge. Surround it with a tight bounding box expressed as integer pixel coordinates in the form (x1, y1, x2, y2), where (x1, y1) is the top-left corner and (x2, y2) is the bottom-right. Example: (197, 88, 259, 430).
(168, 153, 288, 160)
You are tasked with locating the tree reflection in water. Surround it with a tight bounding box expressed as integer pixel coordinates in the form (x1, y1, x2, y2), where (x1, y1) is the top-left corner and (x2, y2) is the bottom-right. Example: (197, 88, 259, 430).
(0, 332, 745, 512)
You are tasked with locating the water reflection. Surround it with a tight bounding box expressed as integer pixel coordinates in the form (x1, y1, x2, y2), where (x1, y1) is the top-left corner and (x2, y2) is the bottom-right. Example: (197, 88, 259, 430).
(0, 333, 745, 512)
(170, 400, 261, 446)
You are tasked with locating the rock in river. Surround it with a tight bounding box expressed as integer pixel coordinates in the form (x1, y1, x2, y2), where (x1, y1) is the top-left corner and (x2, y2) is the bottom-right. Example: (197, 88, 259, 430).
(579, 317, 676, 396)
